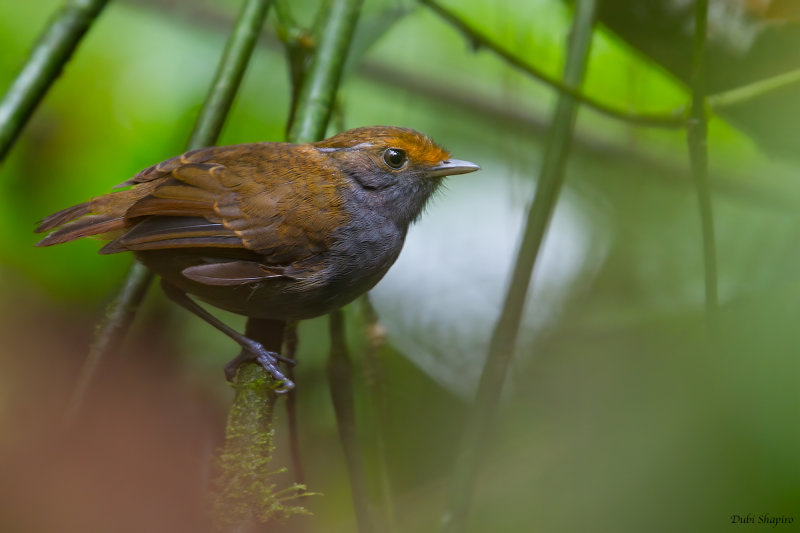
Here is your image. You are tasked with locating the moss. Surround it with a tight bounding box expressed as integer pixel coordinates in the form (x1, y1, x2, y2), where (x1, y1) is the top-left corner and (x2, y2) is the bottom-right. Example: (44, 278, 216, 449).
(212, 362, 313, 531)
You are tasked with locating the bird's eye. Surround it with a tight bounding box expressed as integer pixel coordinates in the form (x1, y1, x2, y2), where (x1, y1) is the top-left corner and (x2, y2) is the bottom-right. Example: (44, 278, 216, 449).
(382, 148, 407, 169)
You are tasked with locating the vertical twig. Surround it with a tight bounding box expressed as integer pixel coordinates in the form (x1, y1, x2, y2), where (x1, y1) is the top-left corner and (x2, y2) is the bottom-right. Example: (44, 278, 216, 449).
(687, 0, 718, 323)
(287, 0, 364, 144)
(0, 0, 110, 162)
(64, 0, 274, 421)
(273, 1, 314, 134)
(282, 0, 370, 530)
(361, 295, 397, 533)
(328, 309, 373, 533)
(188, 0, 272, 148)
(282, 0, 372, 533)
(441, 1, 598, 531)
(283, 321, 306, 486)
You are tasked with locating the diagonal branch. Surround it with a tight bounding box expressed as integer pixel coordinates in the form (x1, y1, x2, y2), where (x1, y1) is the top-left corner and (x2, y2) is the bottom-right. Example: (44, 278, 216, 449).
(442, 0, 598, 531)
(418, 0, 684, 129)
(65, 0, 274, 423)
(189, 0, 273, 147)
(0, 0, 110, 163)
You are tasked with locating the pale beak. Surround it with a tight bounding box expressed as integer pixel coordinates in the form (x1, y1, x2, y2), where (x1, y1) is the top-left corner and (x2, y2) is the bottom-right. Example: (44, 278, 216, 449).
(428, 158, 481, 177)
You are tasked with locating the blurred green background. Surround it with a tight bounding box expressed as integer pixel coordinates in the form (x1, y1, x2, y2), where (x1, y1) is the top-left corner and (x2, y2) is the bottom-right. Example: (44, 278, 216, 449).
(1, 0, 799, 532)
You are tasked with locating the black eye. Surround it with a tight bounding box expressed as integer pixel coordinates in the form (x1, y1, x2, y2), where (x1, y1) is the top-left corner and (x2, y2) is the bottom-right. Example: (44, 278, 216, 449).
(382, 148, 407, 169)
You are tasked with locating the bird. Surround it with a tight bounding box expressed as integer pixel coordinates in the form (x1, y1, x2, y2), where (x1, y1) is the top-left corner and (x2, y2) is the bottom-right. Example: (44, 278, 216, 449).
(35, 126, 480, 391)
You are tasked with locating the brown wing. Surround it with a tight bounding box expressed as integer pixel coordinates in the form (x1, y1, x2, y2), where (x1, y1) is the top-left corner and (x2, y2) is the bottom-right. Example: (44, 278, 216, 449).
(38, 143, 351, 272)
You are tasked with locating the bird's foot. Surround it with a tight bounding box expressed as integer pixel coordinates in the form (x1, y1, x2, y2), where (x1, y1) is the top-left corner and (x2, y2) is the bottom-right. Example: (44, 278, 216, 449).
(224, 339, 296, 393)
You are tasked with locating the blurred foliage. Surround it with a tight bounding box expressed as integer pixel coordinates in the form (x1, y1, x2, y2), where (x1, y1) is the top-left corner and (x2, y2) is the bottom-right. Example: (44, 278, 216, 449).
(1, 0, 799, 532)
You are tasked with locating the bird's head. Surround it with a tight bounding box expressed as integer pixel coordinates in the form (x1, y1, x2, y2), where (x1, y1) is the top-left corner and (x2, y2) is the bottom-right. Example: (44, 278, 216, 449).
(314, 126, 480, 227)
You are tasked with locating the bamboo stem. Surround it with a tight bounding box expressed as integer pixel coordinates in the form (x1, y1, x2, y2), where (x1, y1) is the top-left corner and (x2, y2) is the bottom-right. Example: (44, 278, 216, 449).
(64, 0, 274, 421)
(0, 0, 110, 163)
(282, 0, 372, 530)
(288, 0, 364, 143)
(441, 1, 598, 531)
(687, 0, 718, 322)
(361, 295, 397, 533)
(188, 0, 272, 148)
(328, 309, 374, 533)
(284, 321, 306, 486)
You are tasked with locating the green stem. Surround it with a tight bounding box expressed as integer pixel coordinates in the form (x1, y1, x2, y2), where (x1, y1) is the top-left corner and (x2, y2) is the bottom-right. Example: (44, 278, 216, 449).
(188, 0, 273, 148)
(0, 0, 110, 163)
(442, 1, 598, 531)
(288, 0, 364, 143)
(63, 261, 153, 425)
(328, 309, 374, 533)
(708, 67, 800, 111)
(65, 0, 274, 422)
(687, 0, 718, 320)
(285, 0, 370, 525)
(284, 321, 306, 486)
(418, 0, 683, 129)
(361, 295, 398, 533)
(281, 0, 371, 529)
(273, 0, 313, 135)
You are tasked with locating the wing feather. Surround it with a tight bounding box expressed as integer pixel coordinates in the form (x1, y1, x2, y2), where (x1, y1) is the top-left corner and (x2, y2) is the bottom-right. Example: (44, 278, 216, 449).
(37, 142, 351, 276)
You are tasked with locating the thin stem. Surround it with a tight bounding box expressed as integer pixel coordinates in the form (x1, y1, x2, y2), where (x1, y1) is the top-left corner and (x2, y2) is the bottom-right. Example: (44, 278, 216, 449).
(273, 0, 314, 135)
(442, 1, 598, 531)
(687, 0, 718, 320)
(281, 0, 370, 530)
(64, 0, 274, 422)
(0, 0, 110, 163)
(63, 261, 153, 425)
(328, 309, 374, 533)
(708, 67, 800, 111)
(284, 321, 306, 486)
(418, 0, 683, 129)
(188, 0, 273, 148)
(288, 0, 365, 143)
(361, 295, 398, 533)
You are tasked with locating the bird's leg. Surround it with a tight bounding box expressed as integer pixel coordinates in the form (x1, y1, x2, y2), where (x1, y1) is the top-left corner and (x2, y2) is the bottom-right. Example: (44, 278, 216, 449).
(227, 317, 297, 381)
(160, 280, 295, 392)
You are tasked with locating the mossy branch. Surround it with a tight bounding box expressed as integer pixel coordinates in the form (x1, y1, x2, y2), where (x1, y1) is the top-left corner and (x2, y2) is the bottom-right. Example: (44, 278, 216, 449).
(213, 363, 312, 531)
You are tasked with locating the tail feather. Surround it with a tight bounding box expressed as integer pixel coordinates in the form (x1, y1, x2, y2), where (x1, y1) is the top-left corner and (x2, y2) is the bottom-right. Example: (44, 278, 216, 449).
(35, 215, 126, 247)
(35, 202, 91, 233)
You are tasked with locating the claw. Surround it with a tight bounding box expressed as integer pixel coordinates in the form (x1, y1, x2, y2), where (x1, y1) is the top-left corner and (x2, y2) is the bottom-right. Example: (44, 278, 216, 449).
(224, 341, 295, 391)
(255, 352, 295, 392)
